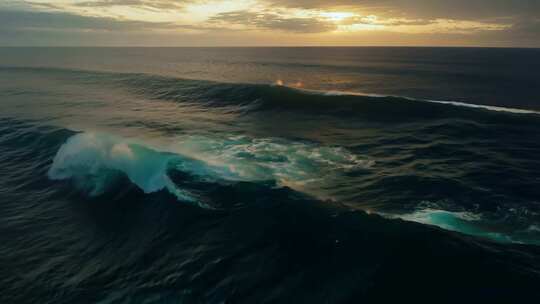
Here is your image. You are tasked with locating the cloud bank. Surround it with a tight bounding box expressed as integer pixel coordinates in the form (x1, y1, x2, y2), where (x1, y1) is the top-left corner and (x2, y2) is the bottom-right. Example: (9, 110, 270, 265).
(0, 0, 538, 46)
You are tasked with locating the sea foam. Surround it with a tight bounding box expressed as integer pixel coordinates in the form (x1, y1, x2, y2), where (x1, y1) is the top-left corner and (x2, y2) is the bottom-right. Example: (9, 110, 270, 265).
(48, 132, 372, 205)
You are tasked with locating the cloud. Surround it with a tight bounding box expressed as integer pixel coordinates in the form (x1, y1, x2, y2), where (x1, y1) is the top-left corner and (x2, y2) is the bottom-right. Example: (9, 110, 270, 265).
(266, 0, 540, 20)
(209, 10, 336, 33)
(482, 17, 540, 44)
(73, 0, 185, 10)
(511, 18, 540, 38)
(261, 0, 540, 43)
(340, 15, 433, 26)
(0, 9, 176, 31)
(0, 0, 539, 47)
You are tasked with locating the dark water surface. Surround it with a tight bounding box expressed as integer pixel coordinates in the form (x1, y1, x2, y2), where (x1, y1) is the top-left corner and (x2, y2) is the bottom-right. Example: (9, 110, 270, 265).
(1, 47, 540, 303)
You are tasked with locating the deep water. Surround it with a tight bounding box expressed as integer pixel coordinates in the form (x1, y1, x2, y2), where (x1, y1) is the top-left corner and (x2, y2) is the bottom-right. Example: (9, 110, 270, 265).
(1, 47, 540, 303)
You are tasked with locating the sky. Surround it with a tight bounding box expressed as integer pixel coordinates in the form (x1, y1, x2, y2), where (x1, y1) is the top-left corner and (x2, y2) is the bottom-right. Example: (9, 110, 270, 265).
(0, 0, 539, 47)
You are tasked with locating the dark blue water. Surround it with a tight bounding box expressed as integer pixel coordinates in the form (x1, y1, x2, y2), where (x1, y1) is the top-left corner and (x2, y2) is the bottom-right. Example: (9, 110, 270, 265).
(1, 47, 540, 303)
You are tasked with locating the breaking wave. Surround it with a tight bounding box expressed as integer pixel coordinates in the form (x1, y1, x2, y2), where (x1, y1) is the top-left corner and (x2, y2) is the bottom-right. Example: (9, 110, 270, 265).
(47, 132, 372, 208)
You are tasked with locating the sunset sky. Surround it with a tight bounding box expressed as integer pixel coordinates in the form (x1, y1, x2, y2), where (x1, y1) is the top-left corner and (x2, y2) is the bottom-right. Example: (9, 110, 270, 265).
(1, 0, 539, 47)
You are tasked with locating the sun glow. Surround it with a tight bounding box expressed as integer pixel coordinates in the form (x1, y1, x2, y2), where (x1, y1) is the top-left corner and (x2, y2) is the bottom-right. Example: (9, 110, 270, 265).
(18, 0, 516, 45)
(320, 12, 355, 22)
(337, 23, 385, 32)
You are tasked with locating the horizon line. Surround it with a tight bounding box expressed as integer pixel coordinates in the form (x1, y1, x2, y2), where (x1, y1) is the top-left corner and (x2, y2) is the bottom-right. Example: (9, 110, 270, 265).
(1, 45, 539, 49)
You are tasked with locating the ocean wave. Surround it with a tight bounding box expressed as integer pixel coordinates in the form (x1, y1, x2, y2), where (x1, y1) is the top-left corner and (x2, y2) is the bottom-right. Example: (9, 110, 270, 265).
(47, 131, 372, 207)
(1, 118, 537, 245)
(47, 132, 202, 204)
(47, 131, 540, 245)
(3, 66, 539, 119)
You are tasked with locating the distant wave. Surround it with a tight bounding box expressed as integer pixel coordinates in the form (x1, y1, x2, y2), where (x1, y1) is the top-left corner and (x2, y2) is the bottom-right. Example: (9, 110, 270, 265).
(3, 66, 539, 118)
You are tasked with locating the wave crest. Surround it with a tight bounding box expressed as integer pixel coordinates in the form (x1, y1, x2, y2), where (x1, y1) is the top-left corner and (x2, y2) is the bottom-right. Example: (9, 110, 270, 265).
(47, 133, 200, 203)
(47, 132, 372, 206)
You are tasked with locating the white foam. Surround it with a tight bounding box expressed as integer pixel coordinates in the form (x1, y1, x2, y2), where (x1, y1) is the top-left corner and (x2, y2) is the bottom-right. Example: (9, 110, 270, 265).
(296, 87, 540, 115)
(48, 132, 373, 205)
(417, 98, 540, 115)
(168, 134, 374, 194)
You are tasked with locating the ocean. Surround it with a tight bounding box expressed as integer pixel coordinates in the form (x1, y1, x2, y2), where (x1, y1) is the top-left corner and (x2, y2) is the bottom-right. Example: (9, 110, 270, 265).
(1, 47, 540, 303)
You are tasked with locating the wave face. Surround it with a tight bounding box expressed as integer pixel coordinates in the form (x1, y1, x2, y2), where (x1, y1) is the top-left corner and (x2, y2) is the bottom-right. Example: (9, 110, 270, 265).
(2, 56, 540, 303)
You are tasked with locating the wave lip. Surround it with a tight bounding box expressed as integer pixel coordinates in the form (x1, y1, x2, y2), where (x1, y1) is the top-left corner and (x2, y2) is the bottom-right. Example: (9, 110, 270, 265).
(47, 132, 199, 203)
